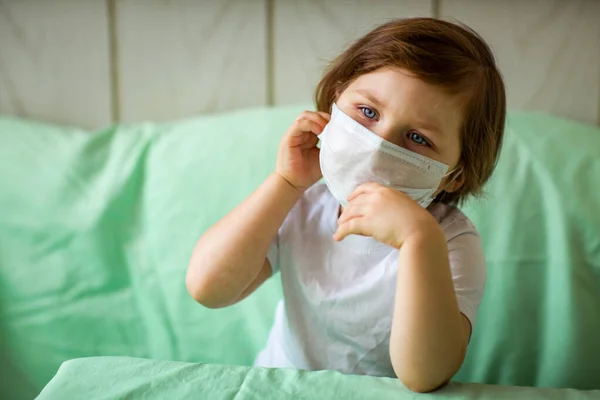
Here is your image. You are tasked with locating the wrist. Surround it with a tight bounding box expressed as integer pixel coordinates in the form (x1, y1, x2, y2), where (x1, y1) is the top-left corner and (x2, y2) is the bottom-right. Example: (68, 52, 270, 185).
(272, 172, 304, 200)
(402, 223, 446, 252)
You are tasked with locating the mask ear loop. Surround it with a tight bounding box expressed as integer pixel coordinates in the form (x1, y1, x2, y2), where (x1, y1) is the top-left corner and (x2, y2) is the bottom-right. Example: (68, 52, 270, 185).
(432, 165, 464, 203)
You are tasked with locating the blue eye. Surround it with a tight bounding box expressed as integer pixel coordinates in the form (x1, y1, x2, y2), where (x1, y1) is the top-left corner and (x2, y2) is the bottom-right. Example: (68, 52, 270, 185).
(360, 107, 377, 120)
(408, 131, 428, 146)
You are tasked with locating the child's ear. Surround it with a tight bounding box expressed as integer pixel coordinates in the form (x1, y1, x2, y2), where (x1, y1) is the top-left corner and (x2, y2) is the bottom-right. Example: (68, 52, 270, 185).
(333, 89, 342, 104)
(334, 83, 346, 101)
(442, 167, 465, 194)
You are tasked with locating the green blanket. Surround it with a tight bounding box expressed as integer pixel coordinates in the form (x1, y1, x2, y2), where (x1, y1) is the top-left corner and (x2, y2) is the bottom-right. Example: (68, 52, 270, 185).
(37, 357, 600, 400)
(1, 106, 599, 399)
(38, 357, 600, 400)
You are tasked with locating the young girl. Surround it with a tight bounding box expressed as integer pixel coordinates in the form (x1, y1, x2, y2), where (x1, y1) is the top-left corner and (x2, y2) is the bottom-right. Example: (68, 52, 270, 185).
(186, 18, 506, 393)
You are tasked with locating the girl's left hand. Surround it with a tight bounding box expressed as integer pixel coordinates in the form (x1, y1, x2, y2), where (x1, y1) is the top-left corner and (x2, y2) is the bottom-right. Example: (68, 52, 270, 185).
(334, 182, 442, 248)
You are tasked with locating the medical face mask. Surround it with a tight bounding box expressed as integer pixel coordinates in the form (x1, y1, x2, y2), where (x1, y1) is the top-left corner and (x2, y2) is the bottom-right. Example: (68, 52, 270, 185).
(318, 103, 450, 208)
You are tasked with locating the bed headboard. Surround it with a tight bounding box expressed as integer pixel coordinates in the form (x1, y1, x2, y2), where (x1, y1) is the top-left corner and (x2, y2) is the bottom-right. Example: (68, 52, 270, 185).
(1, 0, 599, 129)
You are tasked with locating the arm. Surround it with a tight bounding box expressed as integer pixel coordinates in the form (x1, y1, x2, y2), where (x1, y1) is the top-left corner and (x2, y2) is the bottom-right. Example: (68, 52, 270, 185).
(186, 110, 330, 308)
(333, 183, 472, 392)
(389, 227, 470, 392)
(186, 173, 300, 308)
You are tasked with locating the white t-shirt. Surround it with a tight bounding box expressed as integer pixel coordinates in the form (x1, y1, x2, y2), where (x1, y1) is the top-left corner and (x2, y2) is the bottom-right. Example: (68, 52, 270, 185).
(255, 183, 486, 377)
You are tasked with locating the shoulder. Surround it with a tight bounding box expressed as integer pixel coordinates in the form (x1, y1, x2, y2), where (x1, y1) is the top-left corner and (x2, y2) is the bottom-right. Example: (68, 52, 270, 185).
(429, 202, 486, 281)
(428, 202, 480, 241)
(280, 182, 335, 231)
(302, 182, 332, 204)
(292, 182, 334, 216)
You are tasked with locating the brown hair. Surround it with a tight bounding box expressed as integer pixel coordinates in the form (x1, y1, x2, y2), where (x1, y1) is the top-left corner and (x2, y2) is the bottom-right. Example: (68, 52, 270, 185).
(315, 18, 506, 205)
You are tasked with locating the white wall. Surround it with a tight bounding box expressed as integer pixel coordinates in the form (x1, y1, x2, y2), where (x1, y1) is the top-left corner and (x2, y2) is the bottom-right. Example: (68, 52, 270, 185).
(1, 0, 599, 129)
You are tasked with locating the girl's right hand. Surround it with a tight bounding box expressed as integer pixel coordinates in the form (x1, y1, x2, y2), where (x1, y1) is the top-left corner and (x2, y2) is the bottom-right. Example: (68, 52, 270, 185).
(276, 110, 331, 193)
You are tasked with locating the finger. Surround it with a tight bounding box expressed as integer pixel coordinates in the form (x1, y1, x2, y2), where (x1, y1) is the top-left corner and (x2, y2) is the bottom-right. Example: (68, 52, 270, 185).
(316, 111, 331, 122)
(333, 217, 369, 241)
(347, 182, 383, 202)
(297, 131, 319, 150)
(304, 131, 319, 147)
(295, 110, 328, 126)
(293, 118, 326, 137)
(307, 147, 321, 170)
(296, 110, 330, 130)
(337, 203, 366, 226)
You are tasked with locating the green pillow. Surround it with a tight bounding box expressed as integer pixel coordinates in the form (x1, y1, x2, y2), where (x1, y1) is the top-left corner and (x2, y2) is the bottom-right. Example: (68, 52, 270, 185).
(457, 111, 600, 389)
(0, 107, 296, 399)
(1, 107, 599, 399)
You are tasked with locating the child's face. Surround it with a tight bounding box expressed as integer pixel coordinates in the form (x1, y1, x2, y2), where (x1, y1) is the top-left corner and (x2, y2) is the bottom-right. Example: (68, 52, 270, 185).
(336, 67, 464, 194)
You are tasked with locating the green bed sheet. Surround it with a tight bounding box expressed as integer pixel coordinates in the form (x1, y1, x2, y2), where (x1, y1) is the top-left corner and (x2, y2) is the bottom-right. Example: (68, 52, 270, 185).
(1, 105, 600, 399)
(36, 357, 600, 400)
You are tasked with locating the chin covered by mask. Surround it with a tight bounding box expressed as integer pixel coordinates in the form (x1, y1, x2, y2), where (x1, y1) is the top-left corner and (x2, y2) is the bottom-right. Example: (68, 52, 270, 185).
(318, 103, 451, 208)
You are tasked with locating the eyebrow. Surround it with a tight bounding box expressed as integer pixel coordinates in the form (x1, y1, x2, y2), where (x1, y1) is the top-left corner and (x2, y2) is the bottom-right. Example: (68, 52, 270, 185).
(417, 119, 444, 136)
(355, 89, 386, 108)
(355, 89, 444, 137)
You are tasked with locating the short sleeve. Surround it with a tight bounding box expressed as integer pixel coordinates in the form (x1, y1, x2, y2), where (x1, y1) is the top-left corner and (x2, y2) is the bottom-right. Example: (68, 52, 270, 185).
(266, 233, 279, 275)
(266, 183, 330, 276)
(446, 232, 487, 330)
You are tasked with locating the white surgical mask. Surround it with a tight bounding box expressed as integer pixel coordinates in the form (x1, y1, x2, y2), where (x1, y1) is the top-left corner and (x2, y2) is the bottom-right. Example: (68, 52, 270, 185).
(318, 103, 450, 208)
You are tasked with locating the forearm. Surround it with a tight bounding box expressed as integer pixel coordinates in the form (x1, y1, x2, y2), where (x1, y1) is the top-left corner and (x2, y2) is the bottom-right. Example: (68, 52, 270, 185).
(186, 173, 301, 307)
(390, 227, 468, 392)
